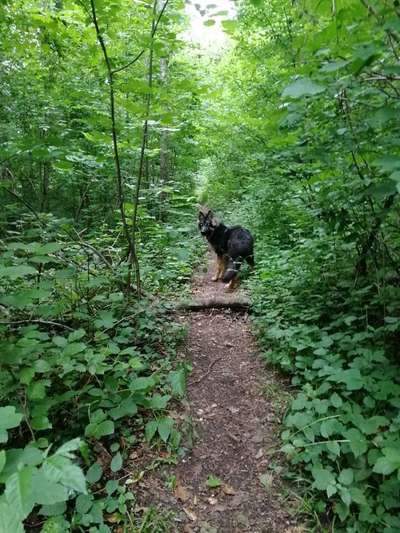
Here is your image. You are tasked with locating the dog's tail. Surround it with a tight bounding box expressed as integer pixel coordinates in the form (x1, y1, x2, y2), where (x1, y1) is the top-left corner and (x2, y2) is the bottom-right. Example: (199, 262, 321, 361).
(223, 256, 243, 283)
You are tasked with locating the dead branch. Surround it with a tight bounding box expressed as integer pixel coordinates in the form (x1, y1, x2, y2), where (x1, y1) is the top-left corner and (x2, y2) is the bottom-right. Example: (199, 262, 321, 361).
(177, 297, 251, 311)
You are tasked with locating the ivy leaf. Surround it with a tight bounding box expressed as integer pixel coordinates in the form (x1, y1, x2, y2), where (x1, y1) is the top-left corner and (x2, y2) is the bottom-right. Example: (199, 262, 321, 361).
(282, 78, 325, 98)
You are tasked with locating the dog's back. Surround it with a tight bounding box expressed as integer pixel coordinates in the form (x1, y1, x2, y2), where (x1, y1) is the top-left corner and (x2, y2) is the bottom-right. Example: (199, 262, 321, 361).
(223, 226, 254, 282)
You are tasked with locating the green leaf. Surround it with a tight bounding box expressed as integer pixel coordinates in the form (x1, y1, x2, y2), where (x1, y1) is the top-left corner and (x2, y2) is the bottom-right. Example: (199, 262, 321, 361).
(168, 369, 186, 397)
(43, 455, 86, 493)
(221, 20, 237, 33)
(330, 393, 343, 408)
(338, 469, 354, 486)
(320, 60, 349, 72)
(320, 419, 338, 438)
(56, 438, 82, 457)
(147, 394, 170, 410)
(110, 452, 122, 473)
(85, 419, 114, 439)
(27, 380, 48, 400)
(86, 462, 103, 484)
(206, 474, 222, 488)
(0, 451, 6, 474)
(130, 376, 156, 391)
(282, 78, 325, 98)
(373, 447, 400, 475)
(359, 416, 388, 435)
(31, 469, 69, 505)
(204, 19, 215, 26)
(109, 398, 137, 420)
(52, 336, 67, 348)
(5, 466, 35, 519)
(68, 329, 86, 342)
(39, 501, 67, 517)
(158, 417, 174, 443)
(19, 367, 35, 385)
(344, 428, 368, 458)
(94, 311, 115, 329)
(373, 155, 400, 172)
(75, 493, 93, 514)
(0, 265, 37, 279)
(145, 420, 158, 442)
(0, 406, 23, 443)
(311, 466, 335, 491)
(0, 501, 24, 533)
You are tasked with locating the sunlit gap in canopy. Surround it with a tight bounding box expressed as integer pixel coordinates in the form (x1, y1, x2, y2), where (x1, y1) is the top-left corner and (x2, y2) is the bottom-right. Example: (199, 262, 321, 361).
(183, 0, 237, 51)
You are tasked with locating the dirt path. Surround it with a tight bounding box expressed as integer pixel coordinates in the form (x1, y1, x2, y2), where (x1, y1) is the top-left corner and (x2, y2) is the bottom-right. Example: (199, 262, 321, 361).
(138, 255, 300, 532)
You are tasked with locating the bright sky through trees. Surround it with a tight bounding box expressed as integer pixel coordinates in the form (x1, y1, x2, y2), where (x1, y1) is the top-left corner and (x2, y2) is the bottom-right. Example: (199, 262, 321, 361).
(184, 0, 235, 48)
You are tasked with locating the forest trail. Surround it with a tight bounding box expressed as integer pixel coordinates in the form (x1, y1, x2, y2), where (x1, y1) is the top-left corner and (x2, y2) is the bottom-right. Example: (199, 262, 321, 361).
(138, 254, 301, 532)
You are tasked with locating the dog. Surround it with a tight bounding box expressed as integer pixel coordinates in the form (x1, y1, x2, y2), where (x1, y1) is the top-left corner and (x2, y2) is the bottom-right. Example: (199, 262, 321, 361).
(198, 206, 254, 291)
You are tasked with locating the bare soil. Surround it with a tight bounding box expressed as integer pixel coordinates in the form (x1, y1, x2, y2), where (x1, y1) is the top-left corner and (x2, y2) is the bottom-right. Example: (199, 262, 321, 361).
(136, 254, 301, 532)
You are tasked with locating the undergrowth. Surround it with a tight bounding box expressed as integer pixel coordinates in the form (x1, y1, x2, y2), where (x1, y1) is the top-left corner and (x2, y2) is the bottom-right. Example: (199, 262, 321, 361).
(249, 234, 400, 532)
(0, 210, 201, 532)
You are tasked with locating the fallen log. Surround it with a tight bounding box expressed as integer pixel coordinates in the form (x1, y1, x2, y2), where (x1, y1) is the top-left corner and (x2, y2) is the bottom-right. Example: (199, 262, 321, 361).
(177, 296, 251, 311)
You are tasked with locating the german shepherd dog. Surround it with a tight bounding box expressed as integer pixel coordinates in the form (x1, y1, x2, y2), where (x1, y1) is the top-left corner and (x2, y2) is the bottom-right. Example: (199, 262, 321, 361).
(198, 206, 254, 290)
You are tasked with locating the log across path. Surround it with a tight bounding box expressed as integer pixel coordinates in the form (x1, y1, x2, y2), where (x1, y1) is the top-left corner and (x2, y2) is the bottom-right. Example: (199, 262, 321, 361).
(137, 255, 301, 532)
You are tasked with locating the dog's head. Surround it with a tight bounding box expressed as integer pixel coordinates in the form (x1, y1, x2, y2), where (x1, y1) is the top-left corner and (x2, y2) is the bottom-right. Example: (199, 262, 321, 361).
(198, 205, 218, 237)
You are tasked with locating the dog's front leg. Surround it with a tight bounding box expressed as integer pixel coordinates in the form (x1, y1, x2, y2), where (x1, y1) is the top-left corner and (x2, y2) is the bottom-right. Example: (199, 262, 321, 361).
(212, 255, 223, 281)
(219, 255, 228, 280)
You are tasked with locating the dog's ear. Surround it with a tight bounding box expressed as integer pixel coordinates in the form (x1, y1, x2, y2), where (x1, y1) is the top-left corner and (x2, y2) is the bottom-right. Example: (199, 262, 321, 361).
(198, 205, 212, 218)
(210, 214, 219, 226)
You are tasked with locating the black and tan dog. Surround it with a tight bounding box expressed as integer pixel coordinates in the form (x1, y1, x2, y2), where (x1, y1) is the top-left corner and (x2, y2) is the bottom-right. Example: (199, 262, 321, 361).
(198, 206, 254, 290)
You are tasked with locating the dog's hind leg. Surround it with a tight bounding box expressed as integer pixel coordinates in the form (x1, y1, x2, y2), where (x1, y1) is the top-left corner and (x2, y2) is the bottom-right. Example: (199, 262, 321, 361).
(226, 275, 239, 292)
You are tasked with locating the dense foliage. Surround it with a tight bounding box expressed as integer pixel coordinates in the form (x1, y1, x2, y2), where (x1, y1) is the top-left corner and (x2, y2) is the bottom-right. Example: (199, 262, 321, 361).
(198, 0, 400, 531)
(0, 0, 202, 530)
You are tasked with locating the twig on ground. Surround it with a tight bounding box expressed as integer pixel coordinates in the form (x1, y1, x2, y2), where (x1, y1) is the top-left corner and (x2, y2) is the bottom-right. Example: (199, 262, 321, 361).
(192, 357, 223, 384)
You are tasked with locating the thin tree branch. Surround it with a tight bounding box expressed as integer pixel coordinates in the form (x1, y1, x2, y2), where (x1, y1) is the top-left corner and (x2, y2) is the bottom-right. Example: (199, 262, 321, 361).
(3, 186, 43, 223)
(89, 0, 140, 293)
(111, 0, 169, 75)
(0, 319, 74, 331)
